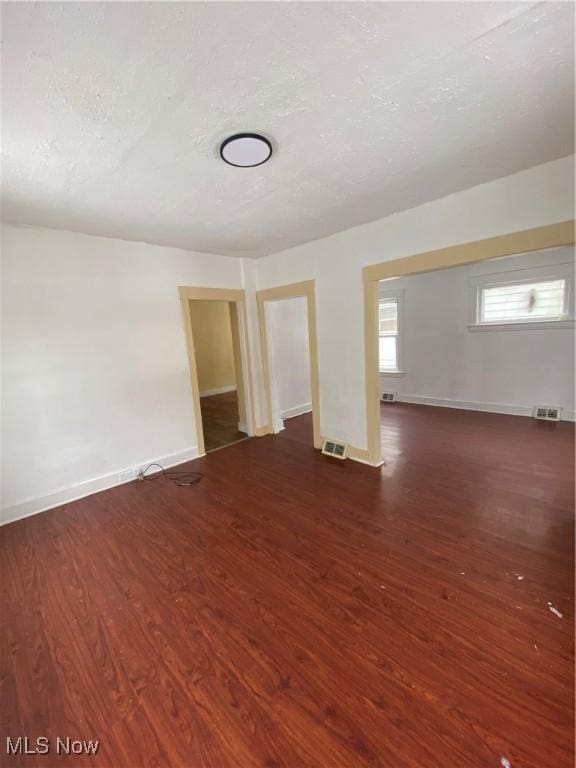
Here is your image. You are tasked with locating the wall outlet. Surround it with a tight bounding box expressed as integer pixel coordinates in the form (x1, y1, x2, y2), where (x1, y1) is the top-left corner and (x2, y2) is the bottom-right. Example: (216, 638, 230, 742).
(118, 469, 136, 484)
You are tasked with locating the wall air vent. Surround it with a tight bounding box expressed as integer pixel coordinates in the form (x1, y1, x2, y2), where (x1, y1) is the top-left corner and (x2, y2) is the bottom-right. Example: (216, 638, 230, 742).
(533, 405, 561, 422)
(381, 391, 396, 403)
(322, 439, 349, 460)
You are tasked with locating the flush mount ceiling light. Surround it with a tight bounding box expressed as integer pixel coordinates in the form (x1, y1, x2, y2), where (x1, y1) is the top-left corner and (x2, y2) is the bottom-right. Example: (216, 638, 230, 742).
(220, 133, 272, 167)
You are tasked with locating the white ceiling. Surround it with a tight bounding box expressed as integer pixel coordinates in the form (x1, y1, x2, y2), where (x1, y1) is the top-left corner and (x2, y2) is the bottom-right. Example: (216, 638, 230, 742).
(2, 2, 574, 258)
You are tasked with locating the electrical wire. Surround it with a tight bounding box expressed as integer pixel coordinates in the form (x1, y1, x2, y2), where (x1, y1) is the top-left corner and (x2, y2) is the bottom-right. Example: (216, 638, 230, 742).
(138, 463, 203, 487)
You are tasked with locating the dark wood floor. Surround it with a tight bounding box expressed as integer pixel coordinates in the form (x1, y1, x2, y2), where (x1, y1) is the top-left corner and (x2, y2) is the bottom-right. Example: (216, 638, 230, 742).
(277, 411, 314, 447)
(200, 391, 247, 452)
(1, 406, 573, 767)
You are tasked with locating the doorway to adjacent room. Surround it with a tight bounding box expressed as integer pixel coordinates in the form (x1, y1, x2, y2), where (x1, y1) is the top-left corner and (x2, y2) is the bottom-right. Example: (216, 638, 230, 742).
(180, 287, 254, 454)
(257, 280, 321, 450)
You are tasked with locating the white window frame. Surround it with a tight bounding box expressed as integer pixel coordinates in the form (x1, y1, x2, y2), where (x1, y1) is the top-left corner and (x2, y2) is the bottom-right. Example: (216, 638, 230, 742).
(468, 263, 575, 332)
(378, 288, 405, 375)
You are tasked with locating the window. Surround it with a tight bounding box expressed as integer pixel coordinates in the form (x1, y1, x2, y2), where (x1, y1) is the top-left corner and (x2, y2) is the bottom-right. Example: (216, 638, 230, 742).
(469, 259, 574, 331)
(379, 297, 399, 371)
(478, 278, 567, 325)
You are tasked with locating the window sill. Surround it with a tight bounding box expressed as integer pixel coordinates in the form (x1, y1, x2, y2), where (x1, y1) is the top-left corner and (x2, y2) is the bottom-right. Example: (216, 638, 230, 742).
(379, 369, 406, 377)
(468, 319, 574, 332)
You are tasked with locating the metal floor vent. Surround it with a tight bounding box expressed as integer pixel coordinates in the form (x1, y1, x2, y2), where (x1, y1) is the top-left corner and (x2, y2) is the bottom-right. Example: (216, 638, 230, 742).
(533, 406, 561, 422)
(381, 391, 396, 403)
(322, 439, 349, 460)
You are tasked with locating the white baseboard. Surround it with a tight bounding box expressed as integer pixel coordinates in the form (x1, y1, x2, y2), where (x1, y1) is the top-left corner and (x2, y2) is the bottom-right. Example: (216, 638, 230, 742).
(396, 394, 576, 421)
(348, 454, 385, 467)
(1, 445, 200, 527)
(280, 402, 313, 420)
(272, 416, 285, 433)
(200, 385, 236, 398)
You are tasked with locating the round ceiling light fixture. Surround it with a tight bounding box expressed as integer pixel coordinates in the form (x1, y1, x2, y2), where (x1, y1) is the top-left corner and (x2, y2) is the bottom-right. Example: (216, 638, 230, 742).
(220, 133, 272, 167)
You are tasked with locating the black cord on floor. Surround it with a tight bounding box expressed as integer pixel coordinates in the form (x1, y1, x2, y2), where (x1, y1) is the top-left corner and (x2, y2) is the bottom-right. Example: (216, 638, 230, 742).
(138, 463, 203, 487)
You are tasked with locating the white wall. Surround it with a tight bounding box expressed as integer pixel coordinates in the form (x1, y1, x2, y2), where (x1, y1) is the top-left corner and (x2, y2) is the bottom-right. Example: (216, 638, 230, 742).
(257, 156, 575, 451)
(1, 224, 243, 523)
(265, 297, 312, 425)
(2, 156, 574, 523)
(380, 247, 575, 419)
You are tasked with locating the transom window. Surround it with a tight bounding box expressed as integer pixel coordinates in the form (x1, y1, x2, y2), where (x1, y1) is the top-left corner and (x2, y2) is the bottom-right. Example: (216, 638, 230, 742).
(379, 297, 399, 371)
(478, 278, 567, 325)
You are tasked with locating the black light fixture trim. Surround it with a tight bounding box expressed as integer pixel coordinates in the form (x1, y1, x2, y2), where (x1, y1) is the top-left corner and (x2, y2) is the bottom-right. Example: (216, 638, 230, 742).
(219, 133, 273, 167)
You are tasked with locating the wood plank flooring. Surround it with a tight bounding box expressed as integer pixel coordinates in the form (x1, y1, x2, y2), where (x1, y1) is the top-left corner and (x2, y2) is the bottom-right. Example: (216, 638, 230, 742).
(200, 391, 247, 452)
(1, 405, 573, 767)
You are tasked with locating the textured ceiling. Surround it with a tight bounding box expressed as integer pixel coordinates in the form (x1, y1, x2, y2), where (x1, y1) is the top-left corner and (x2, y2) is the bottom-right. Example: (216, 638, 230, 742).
(2, 2, 574, 258)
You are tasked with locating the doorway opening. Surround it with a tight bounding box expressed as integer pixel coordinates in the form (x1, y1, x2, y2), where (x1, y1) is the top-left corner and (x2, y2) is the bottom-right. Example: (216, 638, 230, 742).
(179, 287, 254, 456)
(189, 300, 247, 452)
(267, 295, 313, 446)
(363, 221, 575, 467)
(257, 281, 321, 450)
(377, 247, 575, 474)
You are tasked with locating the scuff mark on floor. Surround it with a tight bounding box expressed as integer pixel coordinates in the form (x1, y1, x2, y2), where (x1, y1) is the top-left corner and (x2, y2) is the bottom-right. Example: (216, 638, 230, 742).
(547, 602, 563, 619)
(500, 757, 512, 768)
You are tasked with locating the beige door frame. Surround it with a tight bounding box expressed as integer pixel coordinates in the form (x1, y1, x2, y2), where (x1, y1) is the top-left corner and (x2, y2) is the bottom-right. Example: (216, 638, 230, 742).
(257, 280, 322, 450)
(363, 220, 576, 467)
(179, 287, 256, 456)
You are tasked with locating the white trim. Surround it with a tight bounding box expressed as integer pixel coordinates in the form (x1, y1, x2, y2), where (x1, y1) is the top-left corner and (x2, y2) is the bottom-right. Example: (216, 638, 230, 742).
(1, 445, 200, 527)
(348, 454, 385, 467)
(199, 384, 237, 398)
(396, 394, 575, 421)
(272, 416, 285, 433)
(379, 369, 406, 377)
(468, 319, 574, 332)
(280, 402, 313, 419)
